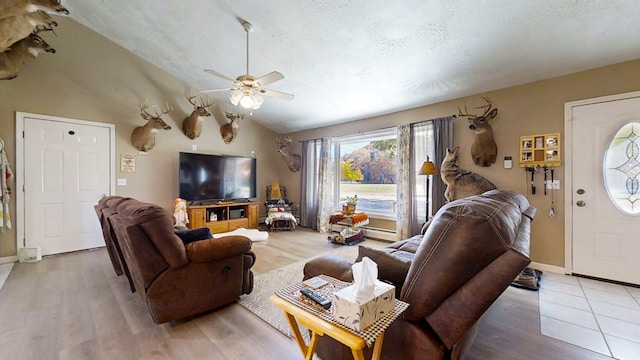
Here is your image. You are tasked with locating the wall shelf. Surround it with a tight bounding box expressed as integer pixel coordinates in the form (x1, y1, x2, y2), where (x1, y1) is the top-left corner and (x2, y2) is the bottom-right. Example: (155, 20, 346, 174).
(519, 132, 561, 167)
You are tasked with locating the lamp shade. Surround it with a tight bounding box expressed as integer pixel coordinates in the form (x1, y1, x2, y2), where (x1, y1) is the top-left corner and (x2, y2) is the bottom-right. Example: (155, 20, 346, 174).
(418, 159, 438, 175)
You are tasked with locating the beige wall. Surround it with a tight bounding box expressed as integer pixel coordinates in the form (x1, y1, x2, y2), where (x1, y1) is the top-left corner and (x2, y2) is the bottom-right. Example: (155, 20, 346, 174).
(288, 59, 640, 268)
(2, 17, 639, 268)
(0, 17, 289, 258)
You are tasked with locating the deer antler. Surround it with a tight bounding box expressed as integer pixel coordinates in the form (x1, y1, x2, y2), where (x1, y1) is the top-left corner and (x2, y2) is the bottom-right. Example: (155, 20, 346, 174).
(155, 103, 173, 116)
(140, 99, 157, 119)
(140, 100, 172, 119)
(199, 95, 215, 108)
(458, 96, 494, 118)
(185, 90, 199, 107)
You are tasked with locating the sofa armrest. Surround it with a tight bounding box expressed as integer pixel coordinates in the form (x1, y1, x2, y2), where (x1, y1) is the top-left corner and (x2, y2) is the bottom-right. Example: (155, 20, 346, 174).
(186, 235, 252, 263)
(303, 256, 354, 282)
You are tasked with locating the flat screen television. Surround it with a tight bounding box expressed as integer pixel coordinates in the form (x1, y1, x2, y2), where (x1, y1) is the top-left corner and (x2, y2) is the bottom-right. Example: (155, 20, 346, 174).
(179, 152, 257, 204)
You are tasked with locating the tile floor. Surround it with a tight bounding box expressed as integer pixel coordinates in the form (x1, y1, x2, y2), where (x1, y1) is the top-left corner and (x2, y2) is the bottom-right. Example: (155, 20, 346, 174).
(1, 261, 639, 358)
(540, 271, 640, 359)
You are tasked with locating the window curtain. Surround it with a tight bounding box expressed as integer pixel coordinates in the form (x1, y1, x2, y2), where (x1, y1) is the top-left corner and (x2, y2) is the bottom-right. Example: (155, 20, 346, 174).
(411, 121, 431, 235)
(316, 138, 333, 233)
(300, 138, 332, 231)
(397, 116, 454, 238)
(396, 125, 412, 239)
(300, 139, 321, 229)
(432, 115, 455, 212)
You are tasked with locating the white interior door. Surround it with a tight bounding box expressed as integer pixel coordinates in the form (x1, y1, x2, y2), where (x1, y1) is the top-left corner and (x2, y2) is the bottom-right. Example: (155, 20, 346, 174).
(567, 92, 640, 285)
(21, 115, 113, 256)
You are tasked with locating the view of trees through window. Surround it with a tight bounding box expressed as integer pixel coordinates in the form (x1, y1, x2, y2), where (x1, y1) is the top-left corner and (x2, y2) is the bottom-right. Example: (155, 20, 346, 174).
(338, 131, 397, 215)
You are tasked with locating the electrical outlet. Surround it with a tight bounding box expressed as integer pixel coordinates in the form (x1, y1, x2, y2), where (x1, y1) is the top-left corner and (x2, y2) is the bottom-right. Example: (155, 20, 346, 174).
(117, 178, 127, 186)
(552, 180, 560, 189)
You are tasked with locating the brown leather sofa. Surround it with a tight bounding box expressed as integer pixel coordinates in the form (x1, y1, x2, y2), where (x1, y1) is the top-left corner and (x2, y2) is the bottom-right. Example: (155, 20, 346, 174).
(304, 189, 536, 360)
(95, 196, 256, 324)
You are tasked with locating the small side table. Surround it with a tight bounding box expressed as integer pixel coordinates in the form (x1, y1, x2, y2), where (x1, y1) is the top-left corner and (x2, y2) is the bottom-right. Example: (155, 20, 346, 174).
(270, 295, 379, 360)
(270, 275, 408, 360)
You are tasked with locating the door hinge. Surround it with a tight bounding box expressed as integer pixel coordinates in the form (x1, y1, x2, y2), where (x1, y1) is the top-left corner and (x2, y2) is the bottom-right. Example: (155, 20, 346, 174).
(23, 237, 26, 247)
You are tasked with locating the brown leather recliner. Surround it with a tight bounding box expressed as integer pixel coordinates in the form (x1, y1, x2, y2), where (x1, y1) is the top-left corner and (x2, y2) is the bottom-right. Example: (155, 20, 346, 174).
(95, 196, 136, 292)
(303, 189, 536, 360)
(100, 197, 256, 324)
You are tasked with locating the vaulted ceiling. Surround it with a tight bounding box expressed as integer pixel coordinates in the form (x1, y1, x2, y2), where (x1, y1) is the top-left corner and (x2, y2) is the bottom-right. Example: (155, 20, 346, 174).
(63, 0, 640, 133)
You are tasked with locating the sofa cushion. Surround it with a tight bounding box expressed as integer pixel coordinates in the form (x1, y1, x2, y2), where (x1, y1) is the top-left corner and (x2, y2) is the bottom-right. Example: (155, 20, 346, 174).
(175, 227, 213, 245)
(356, 246, 412, 286)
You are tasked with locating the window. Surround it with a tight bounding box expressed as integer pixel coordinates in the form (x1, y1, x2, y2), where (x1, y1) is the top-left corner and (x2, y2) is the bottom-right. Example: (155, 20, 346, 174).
(332, 128, 398, 217)
(604, 122, 640, 215)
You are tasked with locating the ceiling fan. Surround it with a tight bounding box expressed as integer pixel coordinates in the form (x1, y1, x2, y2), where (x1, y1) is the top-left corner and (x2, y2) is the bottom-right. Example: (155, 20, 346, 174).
(201, 20, 294, 110)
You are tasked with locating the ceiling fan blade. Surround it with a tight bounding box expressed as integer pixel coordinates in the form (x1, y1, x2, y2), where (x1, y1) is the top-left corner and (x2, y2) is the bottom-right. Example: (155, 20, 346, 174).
(258, 88, 295, 101)
(204, 69, 237, 82)
(200, 87, 235, 93)
(253, 71, 284, 87)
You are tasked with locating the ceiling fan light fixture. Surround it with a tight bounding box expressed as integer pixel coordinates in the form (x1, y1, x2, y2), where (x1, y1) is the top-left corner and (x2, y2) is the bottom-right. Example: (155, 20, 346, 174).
(230, 89, 243, 106)
(233, 88, 263, 110)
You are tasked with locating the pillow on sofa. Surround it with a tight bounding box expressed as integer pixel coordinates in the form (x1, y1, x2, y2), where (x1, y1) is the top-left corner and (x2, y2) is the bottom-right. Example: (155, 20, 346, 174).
(356, 246, 412, 286)
(175, 227, 213, 245)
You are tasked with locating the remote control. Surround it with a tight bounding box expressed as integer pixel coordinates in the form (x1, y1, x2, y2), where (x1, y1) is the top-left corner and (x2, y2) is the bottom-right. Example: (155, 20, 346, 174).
(300, 288, 331, 309)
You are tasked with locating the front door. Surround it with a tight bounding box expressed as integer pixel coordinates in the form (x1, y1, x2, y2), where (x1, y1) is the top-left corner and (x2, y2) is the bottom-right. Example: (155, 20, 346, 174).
(567, 91, 640, 285)
(19, 113, 114, 256)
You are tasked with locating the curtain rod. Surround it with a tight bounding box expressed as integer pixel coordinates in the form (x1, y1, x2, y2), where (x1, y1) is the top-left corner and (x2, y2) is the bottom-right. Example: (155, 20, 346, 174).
(291, 113, 457, 143)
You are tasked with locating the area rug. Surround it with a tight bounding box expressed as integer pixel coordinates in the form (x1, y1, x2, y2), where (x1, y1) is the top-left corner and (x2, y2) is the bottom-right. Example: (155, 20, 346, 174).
(212, 227, 269, 242)
(238, 245, 359, 338)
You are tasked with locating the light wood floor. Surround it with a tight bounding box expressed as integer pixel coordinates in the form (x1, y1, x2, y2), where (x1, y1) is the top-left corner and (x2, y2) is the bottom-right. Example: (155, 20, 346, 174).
(0, 227, 612, 359)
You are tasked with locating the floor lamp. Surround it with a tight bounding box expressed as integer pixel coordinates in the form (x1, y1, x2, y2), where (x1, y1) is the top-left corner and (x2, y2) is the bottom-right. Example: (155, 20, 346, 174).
(418, 156, 439, 223)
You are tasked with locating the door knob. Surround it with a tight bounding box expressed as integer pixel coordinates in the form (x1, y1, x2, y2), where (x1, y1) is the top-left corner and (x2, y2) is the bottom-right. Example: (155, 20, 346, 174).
(577, 189, 585, 195)
(576, 200, 586, 207)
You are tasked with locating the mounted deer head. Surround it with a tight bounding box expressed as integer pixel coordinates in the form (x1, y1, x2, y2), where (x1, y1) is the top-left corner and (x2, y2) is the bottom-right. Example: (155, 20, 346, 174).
(181, 90, 214, 139)
(458, 96, 498, 167)
(275, 136, 302, 172)
(0, 0, 70, 20)
(0, 33, 55, 80)
(220, 111, 243, 144)
(0, 10, 57, 52)
(131, 101, 173, 152)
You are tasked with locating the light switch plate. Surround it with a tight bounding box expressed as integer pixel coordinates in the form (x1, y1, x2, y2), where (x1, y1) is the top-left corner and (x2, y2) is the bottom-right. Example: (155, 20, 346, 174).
(117, 178, 127, 186)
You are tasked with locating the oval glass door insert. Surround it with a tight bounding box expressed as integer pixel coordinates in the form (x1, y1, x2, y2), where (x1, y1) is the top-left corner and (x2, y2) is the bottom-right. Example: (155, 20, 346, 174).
(604, 122, 640, 215)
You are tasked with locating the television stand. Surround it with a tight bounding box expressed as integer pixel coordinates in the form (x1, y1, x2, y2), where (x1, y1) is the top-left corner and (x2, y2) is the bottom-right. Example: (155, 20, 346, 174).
(186, 201, 260, 234)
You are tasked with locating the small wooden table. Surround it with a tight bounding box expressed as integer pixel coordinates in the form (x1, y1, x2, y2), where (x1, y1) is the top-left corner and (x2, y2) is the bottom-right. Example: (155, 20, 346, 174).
(269, 295, 384, 360)
(270, 275, 408, 360)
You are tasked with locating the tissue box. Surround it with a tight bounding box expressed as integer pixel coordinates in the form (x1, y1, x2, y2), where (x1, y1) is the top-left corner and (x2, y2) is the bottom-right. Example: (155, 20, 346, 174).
(332, 280, 395, 332)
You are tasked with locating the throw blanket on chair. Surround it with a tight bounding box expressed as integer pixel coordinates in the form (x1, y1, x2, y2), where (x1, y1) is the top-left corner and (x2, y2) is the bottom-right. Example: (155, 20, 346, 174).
(265, 212, 297, 225)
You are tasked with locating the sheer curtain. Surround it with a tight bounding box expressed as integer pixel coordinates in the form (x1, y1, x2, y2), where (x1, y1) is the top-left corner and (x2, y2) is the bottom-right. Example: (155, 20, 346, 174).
(300, 139, 320, 229)
(396, 125, 413, 239)
(300, 138, 333, 231)
(397, 115, 455, 238)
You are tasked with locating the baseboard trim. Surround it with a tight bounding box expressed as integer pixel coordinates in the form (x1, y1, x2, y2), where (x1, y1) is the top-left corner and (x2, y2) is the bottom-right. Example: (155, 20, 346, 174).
(529, 261, 567, 275)
(363, 227, 397, 242)
(0, 255, 18, 265)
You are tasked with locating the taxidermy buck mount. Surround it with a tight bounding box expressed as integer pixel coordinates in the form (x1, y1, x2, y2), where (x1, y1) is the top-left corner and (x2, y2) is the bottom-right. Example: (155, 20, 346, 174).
(0, 33, 55, 80)
(458, 96, 499, 167)
(220, 111, 244, 144)
(0, 10, 58, 52)
(131, 101, 173, 152)
(275, 135, 301, 172)
(182, 91, 214, 139)
(0, 0, 69, 20)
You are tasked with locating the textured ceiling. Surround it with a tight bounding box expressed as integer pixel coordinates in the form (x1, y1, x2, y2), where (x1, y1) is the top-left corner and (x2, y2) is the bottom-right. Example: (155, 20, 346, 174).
(63, 0, 640, 133)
